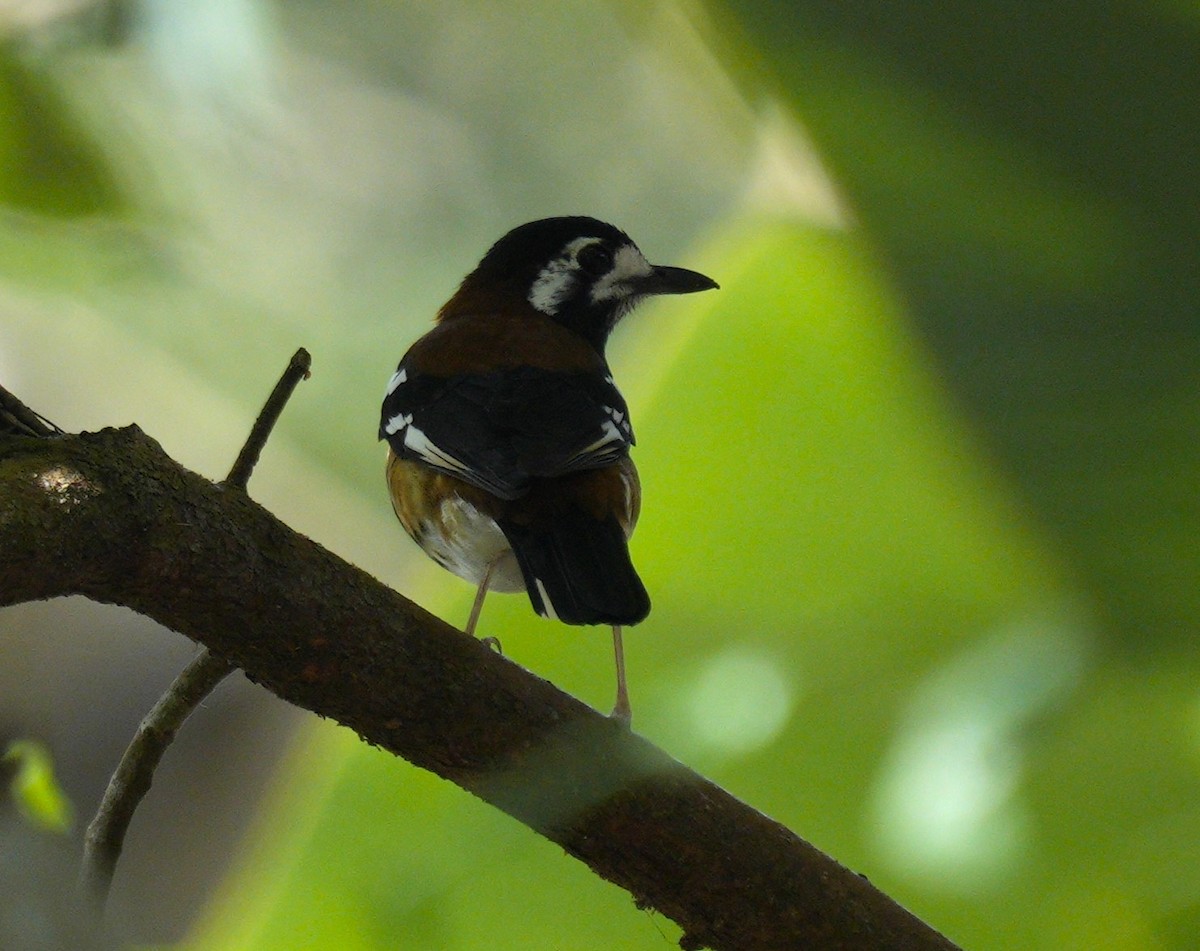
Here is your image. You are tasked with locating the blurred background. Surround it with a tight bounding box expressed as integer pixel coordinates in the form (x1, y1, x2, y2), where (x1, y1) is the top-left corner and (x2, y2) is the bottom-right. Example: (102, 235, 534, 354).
(1, 1, 1197, 949)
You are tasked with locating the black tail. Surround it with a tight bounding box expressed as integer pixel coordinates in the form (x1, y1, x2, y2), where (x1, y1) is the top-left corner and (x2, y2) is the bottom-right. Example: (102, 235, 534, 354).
(498, 512, 650, 626)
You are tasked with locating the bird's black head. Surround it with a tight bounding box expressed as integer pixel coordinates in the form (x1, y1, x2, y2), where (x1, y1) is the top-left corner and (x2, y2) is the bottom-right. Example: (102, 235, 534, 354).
(455, 216, 718, 354)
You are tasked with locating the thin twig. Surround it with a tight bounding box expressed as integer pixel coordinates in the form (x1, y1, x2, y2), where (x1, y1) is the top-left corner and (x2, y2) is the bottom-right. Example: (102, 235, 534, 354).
(0, 383, 63, 437)
(80, 649, 234, 904)
(224, 347, 312, 490)
(79, 348, 312, 909)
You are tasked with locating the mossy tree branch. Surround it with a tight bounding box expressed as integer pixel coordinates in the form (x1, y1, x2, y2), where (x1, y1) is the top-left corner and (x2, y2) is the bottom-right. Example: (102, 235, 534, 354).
(0, 390, 959, 951)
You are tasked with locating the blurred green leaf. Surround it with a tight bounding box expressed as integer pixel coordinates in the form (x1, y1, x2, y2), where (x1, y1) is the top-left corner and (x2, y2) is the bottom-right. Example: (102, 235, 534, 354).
(4, 739, 74, 835)
(0, 45, 125, 217)
(722, 0, 1200, 652)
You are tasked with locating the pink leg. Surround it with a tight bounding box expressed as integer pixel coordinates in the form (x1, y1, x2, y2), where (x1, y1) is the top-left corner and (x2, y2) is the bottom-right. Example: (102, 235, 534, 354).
(466, 558, 501, 652)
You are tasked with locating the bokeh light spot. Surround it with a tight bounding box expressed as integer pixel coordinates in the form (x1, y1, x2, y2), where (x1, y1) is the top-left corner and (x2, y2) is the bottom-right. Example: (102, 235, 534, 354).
(687, 646, 794, 755)
(871, 612, 1089, 890)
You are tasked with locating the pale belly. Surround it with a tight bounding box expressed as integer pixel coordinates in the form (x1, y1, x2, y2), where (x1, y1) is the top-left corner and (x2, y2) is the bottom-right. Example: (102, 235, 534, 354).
(415, 495, 525, 592)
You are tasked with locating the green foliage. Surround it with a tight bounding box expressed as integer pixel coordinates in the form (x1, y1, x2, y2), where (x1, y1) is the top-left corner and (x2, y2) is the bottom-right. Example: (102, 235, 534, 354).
(0, 46, 124, 217)
(728, 0, 1200, 652)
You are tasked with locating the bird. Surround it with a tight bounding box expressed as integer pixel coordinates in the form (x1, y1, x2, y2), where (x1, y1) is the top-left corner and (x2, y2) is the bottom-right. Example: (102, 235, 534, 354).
(379, 216, 717, 722)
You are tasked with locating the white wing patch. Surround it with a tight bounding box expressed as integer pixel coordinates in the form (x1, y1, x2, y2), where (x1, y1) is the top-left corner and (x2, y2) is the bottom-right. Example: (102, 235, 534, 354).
(534, 578, 560, 621)
(582, 419, 624, 454)
(402, 423, 471, 474)
(386, 410, 462, 470)
(603, 404, 633, 443)
(385, 367, 407, 395)
(563, 407, 629, 467)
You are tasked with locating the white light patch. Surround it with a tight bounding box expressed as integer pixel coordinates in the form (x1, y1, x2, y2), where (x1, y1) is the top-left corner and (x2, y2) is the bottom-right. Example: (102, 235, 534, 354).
(385, 367, 407, 395)
(34, 466, 99, 507)
(870, 615, 1088, 890)
(873, 717, 1027, 887)
(688, 646, 794, 755)
(589, 244, 653, 304)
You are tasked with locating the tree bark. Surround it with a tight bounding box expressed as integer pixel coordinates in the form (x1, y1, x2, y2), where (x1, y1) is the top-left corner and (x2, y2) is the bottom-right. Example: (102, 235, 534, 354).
(0, 425, 960, 951)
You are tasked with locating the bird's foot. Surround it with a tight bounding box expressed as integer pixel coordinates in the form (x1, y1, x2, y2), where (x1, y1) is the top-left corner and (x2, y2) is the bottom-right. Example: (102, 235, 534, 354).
(609, 698, 632, 727)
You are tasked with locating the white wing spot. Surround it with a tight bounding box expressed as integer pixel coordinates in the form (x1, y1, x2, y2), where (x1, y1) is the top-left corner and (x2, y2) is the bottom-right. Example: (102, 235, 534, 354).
(534, 578, 559, 621)
(598, 418, 623, 445)
(384, 412, 413, 435)
(566, 420, 624, 466)
(604, 405, 631, 437)
(385, 367, 408, 395)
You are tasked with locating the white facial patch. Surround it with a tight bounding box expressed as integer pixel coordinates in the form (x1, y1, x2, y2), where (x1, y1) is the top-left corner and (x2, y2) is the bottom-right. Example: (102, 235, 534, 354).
(589, 244, 653, 304)
(528, 237, 654, 316)
(528, 236, 598, 315)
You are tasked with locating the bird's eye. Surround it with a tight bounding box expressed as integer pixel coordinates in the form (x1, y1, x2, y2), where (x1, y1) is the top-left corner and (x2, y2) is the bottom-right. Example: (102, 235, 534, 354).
(576, 243, 614, 276)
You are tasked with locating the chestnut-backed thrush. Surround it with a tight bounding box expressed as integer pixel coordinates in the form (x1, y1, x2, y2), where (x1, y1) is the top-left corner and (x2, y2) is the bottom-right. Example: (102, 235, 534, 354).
(379, 216, 717, 721)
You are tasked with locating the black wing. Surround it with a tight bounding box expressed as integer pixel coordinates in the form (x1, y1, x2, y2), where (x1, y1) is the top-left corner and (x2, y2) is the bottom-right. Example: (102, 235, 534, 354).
(379, 361, 634, 500)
